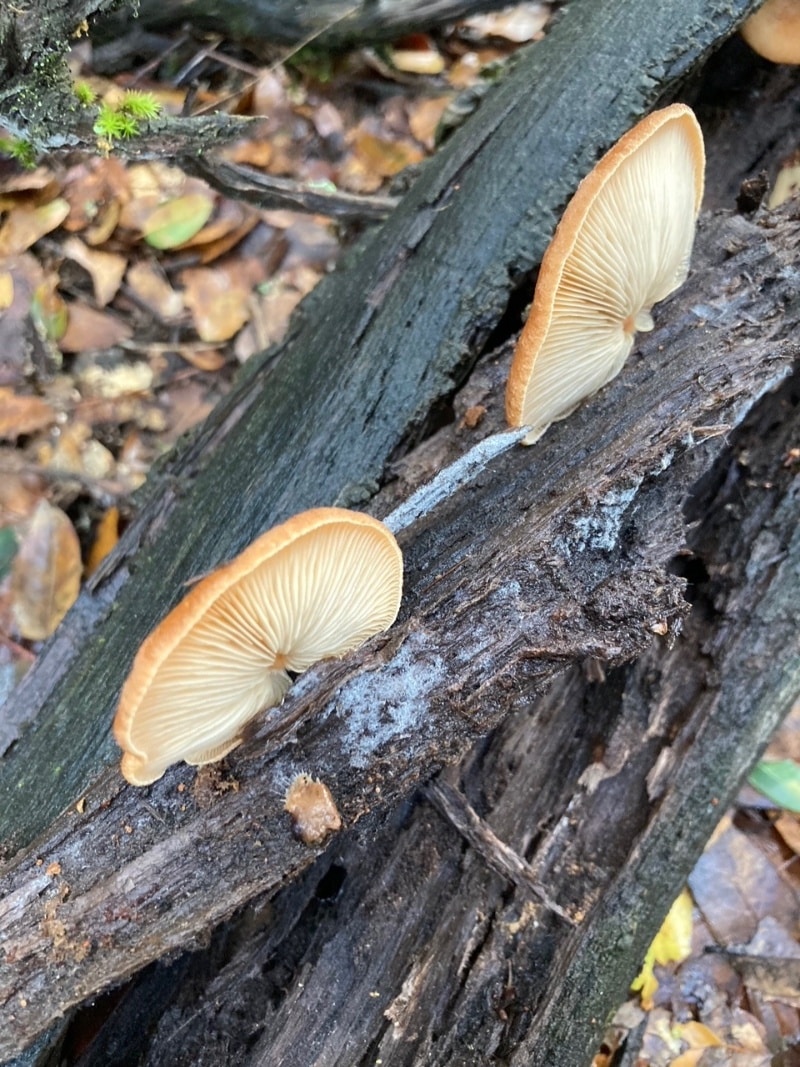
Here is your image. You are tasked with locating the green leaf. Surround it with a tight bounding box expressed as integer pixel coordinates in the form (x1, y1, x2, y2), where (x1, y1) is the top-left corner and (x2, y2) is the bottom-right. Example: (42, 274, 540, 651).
(0, 526, 19, 581)
(748, 760, 800, 813)
(142, 193, 214, 249)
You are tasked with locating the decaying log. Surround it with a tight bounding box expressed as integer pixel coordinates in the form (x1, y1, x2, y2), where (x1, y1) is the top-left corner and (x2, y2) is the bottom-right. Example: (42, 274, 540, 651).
(1, 198, 798, 1060)
(2, 2, 799, 1063)
(0, 0, 760, 856)
(92, 0, 547, 49)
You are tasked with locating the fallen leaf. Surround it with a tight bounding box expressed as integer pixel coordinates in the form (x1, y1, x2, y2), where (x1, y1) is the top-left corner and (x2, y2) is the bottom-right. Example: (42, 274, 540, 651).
(30, 276, 68, 341)
(61, 157, 129, 237)
(464, 3, 551, 43)
(61, 236, 127, 306)
(408, 96, 453, 148)
(352, 128, 424, 178)
(59, 302, 133, 353)
(0, 198, 70, 256)
(0, 166, 59, 197)
(85, 505, 119, 576)
(0, 388, 57, 440)
(174, 345, 227, 371)
(773, 811, 800, 855)
(631, 888, 694, 1009)
(181, 266, 251, 342)
(11, 499, 82, 640)
(74, 353, 152, 399)
(748, 761, 800, 812)
(126, 260, 184, 322)
(142, 192, 215, 249)
(689, 823, 798, 944)
(0, 270, 13, 309)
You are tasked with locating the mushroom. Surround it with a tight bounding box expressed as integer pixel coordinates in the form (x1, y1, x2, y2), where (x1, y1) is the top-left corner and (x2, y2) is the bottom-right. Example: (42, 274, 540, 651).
(113, 507, 403, 785)
(284, 772, 343, 845)
(740, 0, 800, 64)
(506, 103, 705, 444)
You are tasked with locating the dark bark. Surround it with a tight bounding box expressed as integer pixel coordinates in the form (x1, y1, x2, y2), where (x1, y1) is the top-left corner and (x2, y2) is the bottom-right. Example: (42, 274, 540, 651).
(0, 0, 760, 855)
(1, 3, 798, 1064)
(92, 0, 548, 49)
(1, 198, 799, 1061)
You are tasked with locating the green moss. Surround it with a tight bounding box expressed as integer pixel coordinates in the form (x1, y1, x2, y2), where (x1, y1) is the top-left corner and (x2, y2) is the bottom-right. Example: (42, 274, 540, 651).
(0, 136, 37, 168)
(92, 92, 162, 143)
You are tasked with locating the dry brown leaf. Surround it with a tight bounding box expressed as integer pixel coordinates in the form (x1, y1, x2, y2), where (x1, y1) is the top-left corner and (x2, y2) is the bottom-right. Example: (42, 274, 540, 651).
(59, 302, 133, 354)
(773, 812, 800, 855)
(0, 166, 59, 198)
(464, 3, 550, 42)
(248, 69, 292, 118)
(159, 378, 216, 443)
(125, 260, 184, 322)
(689, 823, 798, 944)
(0, 388, 57, 440)
(227, 139, 274, 168)
(408, 96, 453, 148)
(0, 254, 46, 386)
(36, 420, 115, 481)
(181, 266, 252, 342)
(85, 505, 119, 576)
(10, 499, 82, 640)
(62, 157, 129, 236)
(0, 448, 45, 524)
(447, 52, 483, 88)
(234, 267, 319, 361)
(174, 345, 227, 371)
(0, 198, 70, 256)
(61, 236, 127, 306)
(74, 353, 153, 400)
(351, 128, 424, 177)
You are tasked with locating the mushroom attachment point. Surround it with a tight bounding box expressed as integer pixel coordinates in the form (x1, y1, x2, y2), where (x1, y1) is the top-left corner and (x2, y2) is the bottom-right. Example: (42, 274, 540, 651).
(741, 0, 800, 64)
(505, 103, 705, 445)
(284, 772, 343, 846)
(113, 507, 403, 786)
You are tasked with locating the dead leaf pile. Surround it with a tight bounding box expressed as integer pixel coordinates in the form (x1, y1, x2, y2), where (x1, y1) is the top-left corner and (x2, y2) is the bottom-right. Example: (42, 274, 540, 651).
(597, 703, 800, 1067)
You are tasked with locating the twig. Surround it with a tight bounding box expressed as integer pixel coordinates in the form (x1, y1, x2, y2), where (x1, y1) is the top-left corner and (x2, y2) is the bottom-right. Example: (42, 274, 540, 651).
(423, 778, 578, 925)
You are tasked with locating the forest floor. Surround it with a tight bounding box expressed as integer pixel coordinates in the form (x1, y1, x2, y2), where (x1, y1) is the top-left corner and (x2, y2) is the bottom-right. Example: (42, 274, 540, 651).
(1, 4, 799, 1063)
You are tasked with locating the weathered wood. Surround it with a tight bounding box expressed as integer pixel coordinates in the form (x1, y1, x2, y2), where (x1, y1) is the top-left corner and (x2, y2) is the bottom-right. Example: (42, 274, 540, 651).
(0, 0, 760, 858)
(92, 0, 544, 48)
(1, 199, 798, 1059)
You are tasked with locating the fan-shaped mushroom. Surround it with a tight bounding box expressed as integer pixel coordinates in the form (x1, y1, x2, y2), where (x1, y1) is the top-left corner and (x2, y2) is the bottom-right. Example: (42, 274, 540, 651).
(506, 103, 705, 444)
(741, 0, 800, 64)
(114, 507, 403, 785)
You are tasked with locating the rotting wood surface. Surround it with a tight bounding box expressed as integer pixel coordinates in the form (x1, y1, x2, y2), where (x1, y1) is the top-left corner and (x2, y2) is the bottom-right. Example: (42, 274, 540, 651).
(0, 200, 798, 1061)
(0, 0, 761, 859)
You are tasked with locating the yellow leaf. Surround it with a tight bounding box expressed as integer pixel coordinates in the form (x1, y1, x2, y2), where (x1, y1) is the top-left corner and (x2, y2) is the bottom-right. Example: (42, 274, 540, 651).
(630, 888, 694, 1008)
(676, 1021, 725, 1048)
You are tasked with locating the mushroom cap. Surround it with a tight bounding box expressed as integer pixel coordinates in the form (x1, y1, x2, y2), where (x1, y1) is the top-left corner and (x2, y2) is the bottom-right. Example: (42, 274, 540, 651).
(506, 103, 705, 444)
(741, 0, 800, 64)
(114, 507, 403, 785)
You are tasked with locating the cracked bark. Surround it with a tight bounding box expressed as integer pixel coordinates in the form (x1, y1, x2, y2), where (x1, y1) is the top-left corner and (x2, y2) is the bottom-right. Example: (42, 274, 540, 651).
(1, 199, 799, 1063)
(1, 2, 799, 1064)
